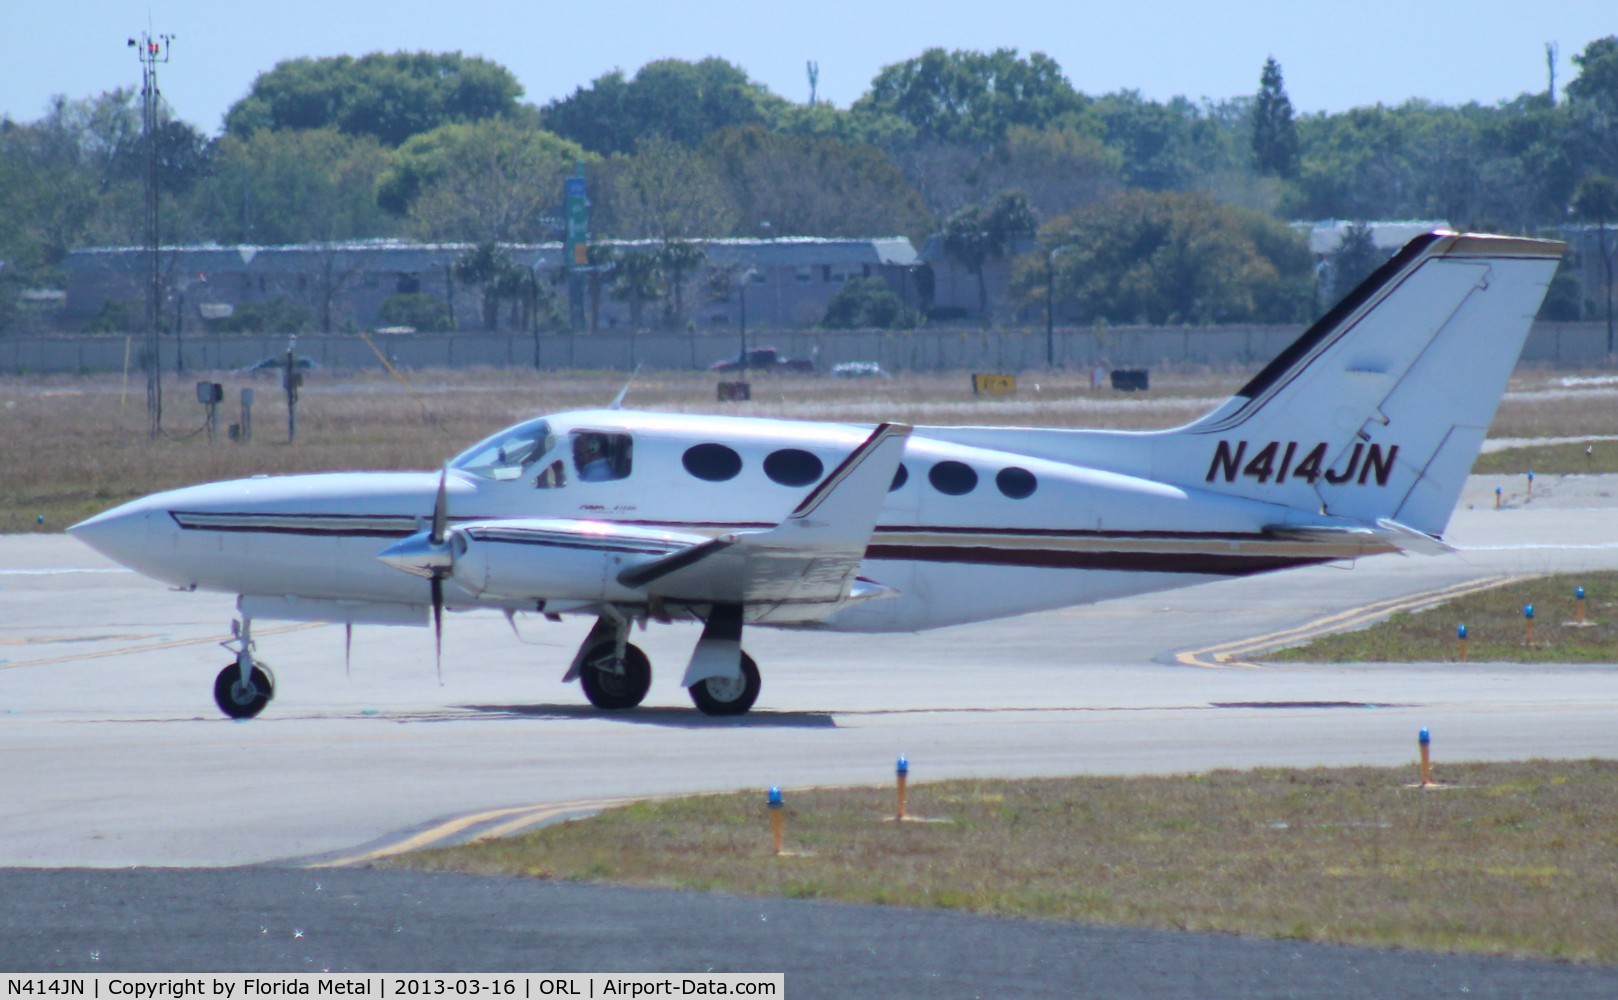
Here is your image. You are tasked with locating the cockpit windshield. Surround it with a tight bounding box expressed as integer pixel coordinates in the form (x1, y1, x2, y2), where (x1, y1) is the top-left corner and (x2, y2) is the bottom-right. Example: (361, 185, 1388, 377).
(450, 418, 556, 480)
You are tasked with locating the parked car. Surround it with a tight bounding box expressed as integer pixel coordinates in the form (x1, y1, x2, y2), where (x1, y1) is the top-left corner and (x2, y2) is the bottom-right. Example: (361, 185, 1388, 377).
(707, 346, 816, 374)
(831, 361, 890, 379)
(233, 356, 319, 376)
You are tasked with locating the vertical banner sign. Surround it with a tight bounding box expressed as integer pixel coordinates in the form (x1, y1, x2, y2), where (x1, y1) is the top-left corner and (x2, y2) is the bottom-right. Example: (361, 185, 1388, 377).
(564, 176, 589, 266)
(564, 174, 589, 330)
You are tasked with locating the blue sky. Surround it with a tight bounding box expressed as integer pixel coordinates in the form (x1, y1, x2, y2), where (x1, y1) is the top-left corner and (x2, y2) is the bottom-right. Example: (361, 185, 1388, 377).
(5, 1, 1614, 133)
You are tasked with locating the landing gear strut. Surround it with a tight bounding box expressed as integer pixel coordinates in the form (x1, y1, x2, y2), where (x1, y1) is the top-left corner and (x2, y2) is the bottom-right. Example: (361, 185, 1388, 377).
(213, 614, 274, 719)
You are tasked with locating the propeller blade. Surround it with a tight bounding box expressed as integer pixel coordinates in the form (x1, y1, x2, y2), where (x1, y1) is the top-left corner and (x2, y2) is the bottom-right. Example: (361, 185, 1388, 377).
(430, 574, 444, 685)
(430, 466, 449, 545)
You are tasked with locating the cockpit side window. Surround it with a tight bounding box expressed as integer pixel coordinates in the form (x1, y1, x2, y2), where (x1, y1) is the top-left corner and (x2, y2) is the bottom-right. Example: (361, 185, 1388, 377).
(450, 419, 556, 481)
(572, 430, 633, 482)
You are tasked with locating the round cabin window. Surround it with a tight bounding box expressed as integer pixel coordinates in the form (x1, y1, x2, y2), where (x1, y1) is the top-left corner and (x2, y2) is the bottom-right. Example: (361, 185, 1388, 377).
(996, 467, 1038, 500)
(682, 443, 743, 482)
(763, 448, 824, 487)
(928, 460, 978, 496)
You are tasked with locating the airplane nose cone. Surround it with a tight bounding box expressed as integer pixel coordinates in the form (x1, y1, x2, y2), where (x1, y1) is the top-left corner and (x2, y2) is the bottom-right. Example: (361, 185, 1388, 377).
(69, 500, 155, 568)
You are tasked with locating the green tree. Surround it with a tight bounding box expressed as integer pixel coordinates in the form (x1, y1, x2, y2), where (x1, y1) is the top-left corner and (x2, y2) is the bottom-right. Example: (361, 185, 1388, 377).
(1093, 91, 1223, 191)
(0, 117, 118, 272)
(1567, 37, 1618, 107)
(377, 292, 453, 331)
(1289, 105, 1413, 219)
(0, 89, 209, 276)
(608, 248, 663, 329)
(941, 190, 1037, 317)
(195, 127, 395, 245)
(976, 125, 1121, 221)
(823, 276, 918, 328)
(1252, 57, 1299, 179)
(853, 48, 1085, 145)
(1326, 222, 1383, 303)
(224, 52, 524, 146)
(596, 139, 737, 240)
(382, 119, 588, 242)
(453, 241, 525, 331)
(544, 58, 788, 155)
(655, 240, 706, 328)
(1024, 190, 1313, 325)
(705, 127, 931, 238)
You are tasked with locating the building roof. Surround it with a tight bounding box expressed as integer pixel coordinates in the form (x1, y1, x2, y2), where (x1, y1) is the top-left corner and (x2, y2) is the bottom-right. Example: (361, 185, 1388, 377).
(62, 237, 919, 276)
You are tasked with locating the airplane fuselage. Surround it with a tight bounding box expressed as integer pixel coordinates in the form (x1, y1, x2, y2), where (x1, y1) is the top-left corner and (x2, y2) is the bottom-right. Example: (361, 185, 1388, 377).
(78, 408, 1377, 634)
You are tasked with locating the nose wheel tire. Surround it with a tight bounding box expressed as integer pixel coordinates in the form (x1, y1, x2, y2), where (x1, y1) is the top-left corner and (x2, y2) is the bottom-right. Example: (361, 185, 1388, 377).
(688, 652, 760, 716)
(579, 642, 652, 710)
(213, 662, 274, 719)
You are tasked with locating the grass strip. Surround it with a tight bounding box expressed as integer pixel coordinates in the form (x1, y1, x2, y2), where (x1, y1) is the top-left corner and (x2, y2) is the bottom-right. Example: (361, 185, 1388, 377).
(1266, 572, 1618, 663)
(393, 759, 1618, 963)
(1474, 439, 1618, 475)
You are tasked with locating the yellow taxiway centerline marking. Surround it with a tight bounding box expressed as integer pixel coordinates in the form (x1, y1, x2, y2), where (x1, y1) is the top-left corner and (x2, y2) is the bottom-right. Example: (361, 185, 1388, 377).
(1175, 575, 1524, 669)
(308, 797, 638, 868)
(0, 622, 326, 670)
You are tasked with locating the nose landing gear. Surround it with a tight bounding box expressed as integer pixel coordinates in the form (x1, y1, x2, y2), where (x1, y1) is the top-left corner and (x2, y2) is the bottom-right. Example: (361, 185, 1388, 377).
(213, 615, 274, 719)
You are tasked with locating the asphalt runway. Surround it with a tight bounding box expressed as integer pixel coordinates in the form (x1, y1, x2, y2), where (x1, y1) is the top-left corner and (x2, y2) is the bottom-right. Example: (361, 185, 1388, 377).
(4, 867, 1615, 998)
(3, 474, 1618, 989)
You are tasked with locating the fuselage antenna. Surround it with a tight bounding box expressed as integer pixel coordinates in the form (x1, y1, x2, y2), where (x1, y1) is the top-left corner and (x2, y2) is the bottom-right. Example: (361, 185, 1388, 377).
(609, 364, 644, 410)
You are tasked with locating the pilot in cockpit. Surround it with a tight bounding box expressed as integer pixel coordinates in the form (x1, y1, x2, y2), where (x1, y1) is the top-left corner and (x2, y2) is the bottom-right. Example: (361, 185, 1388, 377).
(575, 434, 615, 481)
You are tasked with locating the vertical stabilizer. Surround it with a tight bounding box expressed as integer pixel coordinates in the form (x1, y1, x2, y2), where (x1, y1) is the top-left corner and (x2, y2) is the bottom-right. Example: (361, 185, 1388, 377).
(1177, 233, 1562, 536)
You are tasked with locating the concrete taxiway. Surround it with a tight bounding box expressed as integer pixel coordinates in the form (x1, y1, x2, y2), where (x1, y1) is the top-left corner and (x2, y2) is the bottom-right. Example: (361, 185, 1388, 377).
(7, 474, 1618, 990)
(9, 472, 1618, 867)
(3, 475, 1618, 868)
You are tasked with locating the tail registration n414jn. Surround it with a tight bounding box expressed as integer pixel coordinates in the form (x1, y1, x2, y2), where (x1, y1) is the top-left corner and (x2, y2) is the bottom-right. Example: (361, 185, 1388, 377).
(1207, 441, 1398, 487)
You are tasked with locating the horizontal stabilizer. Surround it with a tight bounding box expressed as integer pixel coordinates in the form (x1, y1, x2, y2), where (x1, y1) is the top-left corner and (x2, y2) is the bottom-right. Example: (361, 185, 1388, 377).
(1373, 518, 1457, 556)
(1262, 518, 1452, 557)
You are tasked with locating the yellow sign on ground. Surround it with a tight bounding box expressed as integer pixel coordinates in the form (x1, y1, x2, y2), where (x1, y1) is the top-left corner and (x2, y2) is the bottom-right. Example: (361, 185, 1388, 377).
(972, 373, 1017, 395)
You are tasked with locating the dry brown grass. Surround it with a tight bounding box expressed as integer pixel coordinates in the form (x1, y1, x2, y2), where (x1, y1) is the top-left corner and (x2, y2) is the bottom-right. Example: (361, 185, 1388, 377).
(396, 760, 1618, 963)
(5, 363, 1617, 533)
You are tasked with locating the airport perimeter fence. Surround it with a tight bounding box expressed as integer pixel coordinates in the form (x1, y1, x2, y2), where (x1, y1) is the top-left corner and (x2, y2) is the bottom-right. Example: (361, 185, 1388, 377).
(0, 321, 1609, 376)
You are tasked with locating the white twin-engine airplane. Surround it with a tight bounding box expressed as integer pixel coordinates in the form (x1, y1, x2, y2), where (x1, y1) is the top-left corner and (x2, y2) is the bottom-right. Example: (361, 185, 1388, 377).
(73, 232, 1562, 719)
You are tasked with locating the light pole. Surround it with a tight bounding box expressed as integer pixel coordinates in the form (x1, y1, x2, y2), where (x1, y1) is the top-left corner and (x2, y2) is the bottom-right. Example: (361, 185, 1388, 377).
(1045, 245, 1073, 369)
(171, 273, 205, 375)
(738, 268, 757, 364)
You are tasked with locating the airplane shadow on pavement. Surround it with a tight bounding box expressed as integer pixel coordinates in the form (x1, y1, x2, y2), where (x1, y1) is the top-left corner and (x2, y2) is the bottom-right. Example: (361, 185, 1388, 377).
(456, 703, 838, 728)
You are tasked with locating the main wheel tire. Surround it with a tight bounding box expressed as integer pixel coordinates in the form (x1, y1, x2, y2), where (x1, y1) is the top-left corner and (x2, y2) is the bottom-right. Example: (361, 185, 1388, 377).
(688, 652, 760, 716)
(579, 641, 652, 710)
(213, 662, 274, 719)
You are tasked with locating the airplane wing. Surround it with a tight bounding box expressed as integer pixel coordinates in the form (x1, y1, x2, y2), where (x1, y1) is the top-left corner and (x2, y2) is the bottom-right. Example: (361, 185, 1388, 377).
(616, 422, 912, 612)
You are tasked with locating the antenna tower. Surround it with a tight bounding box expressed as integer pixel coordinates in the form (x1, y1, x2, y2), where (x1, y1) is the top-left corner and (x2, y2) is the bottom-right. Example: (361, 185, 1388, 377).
(130, 30, 173, 439)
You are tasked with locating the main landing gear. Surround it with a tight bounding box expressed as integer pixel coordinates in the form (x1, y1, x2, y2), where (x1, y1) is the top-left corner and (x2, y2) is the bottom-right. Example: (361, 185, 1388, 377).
(688, 651, 760, 716)
(213, 614, 274, 719)
(578, 639, 652, 710)
(566, 607, 762, 716)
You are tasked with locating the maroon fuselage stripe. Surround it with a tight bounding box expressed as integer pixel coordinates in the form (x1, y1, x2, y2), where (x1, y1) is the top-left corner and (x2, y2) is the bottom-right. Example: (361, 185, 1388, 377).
(863, 544, 1332, 576)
